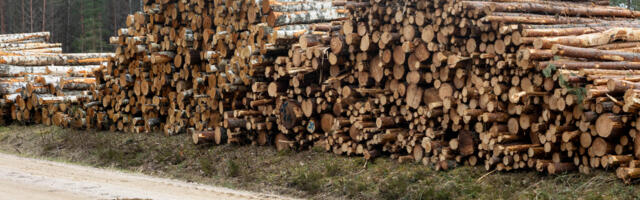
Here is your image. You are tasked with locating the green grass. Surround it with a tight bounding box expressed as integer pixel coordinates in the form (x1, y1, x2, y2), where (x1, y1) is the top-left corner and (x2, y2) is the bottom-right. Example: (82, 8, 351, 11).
(0, 124, 638, 199)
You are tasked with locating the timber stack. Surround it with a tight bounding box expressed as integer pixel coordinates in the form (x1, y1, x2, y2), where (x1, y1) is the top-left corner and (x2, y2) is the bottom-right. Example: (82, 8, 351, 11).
(0, 32, 112, 127)
(238, 0, 366, 150)
(445, 1, 640, 180)
(96, 0, 362, 139)
(7, 0, 640, 183)
(267, 0, 640, 176)
(253, 0, 640, 182)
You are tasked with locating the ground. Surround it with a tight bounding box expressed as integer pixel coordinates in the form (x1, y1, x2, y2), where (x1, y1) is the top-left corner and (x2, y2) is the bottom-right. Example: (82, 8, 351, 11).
(0, 152, 289, 200)
(0, 124, 638, 199)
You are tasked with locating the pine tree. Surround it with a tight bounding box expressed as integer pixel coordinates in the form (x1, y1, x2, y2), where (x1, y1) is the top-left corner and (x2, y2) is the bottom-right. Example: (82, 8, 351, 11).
(611, 0, 639, 10)
(71, 0, 109, 52)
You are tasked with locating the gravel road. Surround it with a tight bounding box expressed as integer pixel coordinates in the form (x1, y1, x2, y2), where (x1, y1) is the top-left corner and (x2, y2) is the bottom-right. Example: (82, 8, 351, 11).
(0, 153, 293, 200)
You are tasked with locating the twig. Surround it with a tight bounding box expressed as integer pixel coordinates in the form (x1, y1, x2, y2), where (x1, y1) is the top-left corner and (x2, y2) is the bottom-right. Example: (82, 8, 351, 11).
(606, 93, 623, 106)
(476, 169, 496, 183)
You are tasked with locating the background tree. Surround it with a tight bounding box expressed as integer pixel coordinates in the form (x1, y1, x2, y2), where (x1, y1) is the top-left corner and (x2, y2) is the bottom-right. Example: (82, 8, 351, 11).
(611, 0, 640, 10)
(0, 0, 141, 52)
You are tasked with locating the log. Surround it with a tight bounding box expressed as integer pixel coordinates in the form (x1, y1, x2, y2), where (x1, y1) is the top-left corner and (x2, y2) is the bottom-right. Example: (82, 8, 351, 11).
(0, 32, 50, 43)
(267, 9, 348, 27)
(463, 1, 640, 17)
(190, 129, 215, 145)
(537, 61, 640, 71)
(534, 28, 640, 49)
(481, 12, 602, 24)
(617, 167, 640, 183)
(595, 114, 625, 138)
(0, 53, 112, 66)
(552, 44, 640, 62)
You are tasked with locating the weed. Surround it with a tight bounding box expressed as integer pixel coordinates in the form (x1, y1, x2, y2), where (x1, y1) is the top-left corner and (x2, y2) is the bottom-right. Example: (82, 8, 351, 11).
(99, 149, 123, 164)
(311, 146, 324, 153)
(226, 159, 240, 177)
(324, 161, 341, 177)
(338, 176, 370, 198)
(277, 148, 293, 156)
(199, 157, 215, 176)
(378, 174, 410, 200)
(289, 165, 323, 194)
(353, 157, 366, 168)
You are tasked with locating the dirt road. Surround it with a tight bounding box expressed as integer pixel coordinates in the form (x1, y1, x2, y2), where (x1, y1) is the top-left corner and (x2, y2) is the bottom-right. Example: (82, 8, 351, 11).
(0, 153, 293, 200)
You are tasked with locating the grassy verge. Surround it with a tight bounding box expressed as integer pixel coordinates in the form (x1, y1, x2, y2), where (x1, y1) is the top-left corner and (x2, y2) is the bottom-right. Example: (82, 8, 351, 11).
(0, 124, 637, 199)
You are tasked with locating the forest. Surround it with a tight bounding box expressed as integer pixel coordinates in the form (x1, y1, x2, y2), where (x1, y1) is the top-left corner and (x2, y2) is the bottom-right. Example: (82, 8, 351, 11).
(0, 0, 143, 53)
(0, 0, 639, 53)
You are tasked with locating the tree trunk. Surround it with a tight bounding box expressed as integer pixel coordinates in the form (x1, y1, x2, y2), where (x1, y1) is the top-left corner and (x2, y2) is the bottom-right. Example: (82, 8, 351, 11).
(0, 42, 61, 51)
(42, 0, 45, 32)
(482, 12, 602, 24)
(21, 0, 25, 32)
(463, 1, 640, 18)
(0, 32, 49, 43)
(29, 0, 33, 32)
(263, 0, 335, 13)
(535, 28, 640, 49)
(0, 65, 99, 77)
(0, 53, 112, 66)
(537, 61, 640, 71)
(80, 0, 84, 52)
(267, 9, 348, 27)
(552, 44, 640, 62)
(0, 0, 4, 34)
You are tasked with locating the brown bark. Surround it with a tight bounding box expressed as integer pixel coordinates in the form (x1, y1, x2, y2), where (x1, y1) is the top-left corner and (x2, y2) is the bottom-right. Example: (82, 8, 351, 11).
(481, 12, 602, 24)
(535, 28, 640, 49)
(552, 44, 640, 62)
(463, 1, 640, 17)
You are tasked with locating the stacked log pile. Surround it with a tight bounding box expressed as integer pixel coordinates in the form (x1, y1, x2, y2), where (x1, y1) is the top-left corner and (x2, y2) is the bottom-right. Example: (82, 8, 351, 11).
(15, 0, 640, 184)
(261, 0, 640, 181)
(535, 34, 640, 180)
(445, 2, 640, 178)
(94, 1, 214, 133)
(240, 0, 365, 150)
(0, 32, 112, 127)
(262, 0, 640, 174)
(95, 0, 361, 140)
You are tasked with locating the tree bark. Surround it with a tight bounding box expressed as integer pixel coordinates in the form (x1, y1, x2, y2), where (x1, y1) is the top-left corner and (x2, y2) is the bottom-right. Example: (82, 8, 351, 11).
(0, 32, 49, 43)
(42, 0, 45, 32)
(29, 0, 33, 32)
(0, 53, 112, 66)
(535, 28, 640, 49)
(537, 61, 640, 71)
(463, 1, 640, 17)
(481, 12, 602, 24)
(552, 44, 640, 62)
(0, 65, 99, 77)
(263, 0, 335, 13)
(267, 9, 348, 27)
(0, 42, 61, 51)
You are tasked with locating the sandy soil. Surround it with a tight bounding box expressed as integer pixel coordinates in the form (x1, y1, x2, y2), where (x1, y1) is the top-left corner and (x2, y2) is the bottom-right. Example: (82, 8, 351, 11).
(0, 152, 294, 200)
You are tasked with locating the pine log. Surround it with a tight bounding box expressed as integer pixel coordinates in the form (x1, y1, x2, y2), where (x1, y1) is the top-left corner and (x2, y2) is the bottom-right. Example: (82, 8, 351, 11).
(463, 1, 640, 17)
(552, 44, 640, 62)
(534, 28, 640, 49)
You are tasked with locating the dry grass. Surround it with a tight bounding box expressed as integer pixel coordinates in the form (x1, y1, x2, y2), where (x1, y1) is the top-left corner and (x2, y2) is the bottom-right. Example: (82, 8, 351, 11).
(0, 124, 638, 199)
